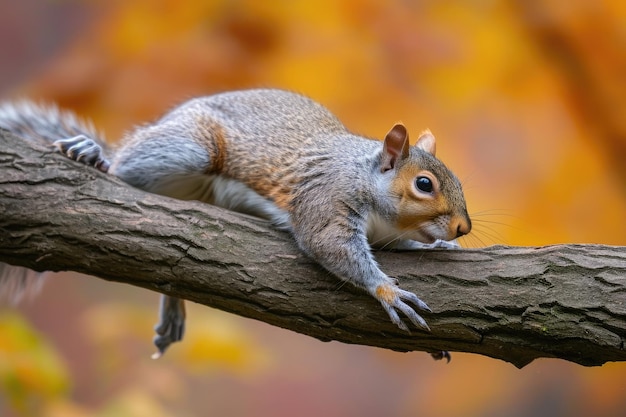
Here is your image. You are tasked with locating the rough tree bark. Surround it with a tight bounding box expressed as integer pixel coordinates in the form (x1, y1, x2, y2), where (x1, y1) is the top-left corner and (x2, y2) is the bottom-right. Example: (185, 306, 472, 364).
(1, 130, 625, 368)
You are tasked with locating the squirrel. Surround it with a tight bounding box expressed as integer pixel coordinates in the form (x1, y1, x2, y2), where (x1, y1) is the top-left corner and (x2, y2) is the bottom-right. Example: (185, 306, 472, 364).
(0, 89, 471, 360)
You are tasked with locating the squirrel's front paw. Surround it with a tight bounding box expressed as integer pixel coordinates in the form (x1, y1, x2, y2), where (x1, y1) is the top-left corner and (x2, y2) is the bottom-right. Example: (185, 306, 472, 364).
(373, 282, 431, 332)
(54, 135, 110, 172)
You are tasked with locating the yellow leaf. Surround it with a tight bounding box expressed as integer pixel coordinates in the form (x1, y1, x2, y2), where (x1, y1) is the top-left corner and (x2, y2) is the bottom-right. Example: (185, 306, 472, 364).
(0, 312, 70, 415)
(167, 305, 271, 377)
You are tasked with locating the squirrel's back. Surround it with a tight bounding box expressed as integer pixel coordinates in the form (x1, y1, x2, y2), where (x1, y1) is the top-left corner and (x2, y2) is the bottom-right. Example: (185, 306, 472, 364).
(113, 89, 354, 180)
(164, 89, 347, 136)
(111, 89, 381, 212)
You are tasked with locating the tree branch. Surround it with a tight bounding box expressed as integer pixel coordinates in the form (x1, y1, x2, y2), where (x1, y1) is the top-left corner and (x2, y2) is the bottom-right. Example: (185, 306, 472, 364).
(1, 129, 625, 368)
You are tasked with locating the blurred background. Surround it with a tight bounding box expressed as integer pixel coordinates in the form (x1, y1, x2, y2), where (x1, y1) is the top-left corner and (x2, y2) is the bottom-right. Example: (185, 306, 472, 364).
(0, 0, 625, 416)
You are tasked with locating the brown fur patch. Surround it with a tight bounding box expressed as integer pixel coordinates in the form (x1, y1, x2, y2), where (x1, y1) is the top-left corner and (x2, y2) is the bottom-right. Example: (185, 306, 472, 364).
(395, 202, 440, 231)
(376, 283, 398, 304)
(191, 112, 299, 210)
(193, 115, 227, 174)
(211, 124, 227, 173)
(269, 191, 293, 209)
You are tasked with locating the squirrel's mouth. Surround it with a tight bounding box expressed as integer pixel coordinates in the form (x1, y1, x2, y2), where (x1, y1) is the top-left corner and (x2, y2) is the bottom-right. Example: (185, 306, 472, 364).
(413, 223, 456, 243)
(415, 219, 461, 243)
(412, 230, 437, 244)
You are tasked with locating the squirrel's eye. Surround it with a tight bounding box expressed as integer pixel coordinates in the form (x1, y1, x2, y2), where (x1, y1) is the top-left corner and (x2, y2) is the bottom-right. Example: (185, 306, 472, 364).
(415, 176, 433, 193)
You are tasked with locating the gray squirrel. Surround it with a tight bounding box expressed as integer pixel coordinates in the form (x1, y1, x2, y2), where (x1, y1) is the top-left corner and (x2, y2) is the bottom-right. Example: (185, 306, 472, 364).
(0, 89, 471, 359)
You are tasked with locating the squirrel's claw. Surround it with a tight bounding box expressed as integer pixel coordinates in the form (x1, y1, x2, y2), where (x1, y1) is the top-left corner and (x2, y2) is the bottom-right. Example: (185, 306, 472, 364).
(374, 283, 431, 332)
(152, 295, 186, 359)
(430, 350, 452, 363)
(53, 135, 110, 173)
(376, 284, 450, 362)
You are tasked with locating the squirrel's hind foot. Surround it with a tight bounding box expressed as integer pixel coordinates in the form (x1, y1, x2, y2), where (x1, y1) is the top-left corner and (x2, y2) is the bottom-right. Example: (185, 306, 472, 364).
(54, 135, 110, 172)
(152, 295, 186, 359)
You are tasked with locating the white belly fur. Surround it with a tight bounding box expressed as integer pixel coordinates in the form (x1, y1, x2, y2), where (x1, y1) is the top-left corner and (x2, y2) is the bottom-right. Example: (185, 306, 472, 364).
(147, 173, 291, 230)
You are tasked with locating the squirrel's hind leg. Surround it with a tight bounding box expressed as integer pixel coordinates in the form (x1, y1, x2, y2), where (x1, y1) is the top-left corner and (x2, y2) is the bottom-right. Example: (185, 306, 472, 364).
(151, 295, 186, 359)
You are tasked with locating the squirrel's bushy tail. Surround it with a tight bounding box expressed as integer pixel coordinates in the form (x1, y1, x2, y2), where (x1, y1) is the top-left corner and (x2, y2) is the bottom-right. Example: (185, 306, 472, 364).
(0, 100, 108, 148)
(0, 100, 107, 302)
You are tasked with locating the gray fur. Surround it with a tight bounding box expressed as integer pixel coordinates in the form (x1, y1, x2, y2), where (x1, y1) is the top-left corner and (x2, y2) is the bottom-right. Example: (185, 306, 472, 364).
(0, 100, 106, 149)
(0, 264, 43, 304)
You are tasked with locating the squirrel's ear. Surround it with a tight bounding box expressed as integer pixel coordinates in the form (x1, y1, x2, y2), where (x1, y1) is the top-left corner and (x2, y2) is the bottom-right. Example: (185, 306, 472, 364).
(415, 129, 436, 156)
(381, 123, 410, 172)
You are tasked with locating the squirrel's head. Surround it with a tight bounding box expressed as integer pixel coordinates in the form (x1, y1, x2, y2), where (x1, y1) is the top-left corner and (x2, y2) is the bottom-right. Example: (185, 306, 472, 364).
(381, 123, 471, 243)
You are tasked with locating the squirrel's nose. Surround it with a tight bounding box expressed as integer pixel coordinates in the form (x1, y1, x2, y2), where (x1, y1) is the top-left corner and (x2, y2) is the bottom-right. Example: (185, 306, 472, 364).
(453, 216, 472, 238)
